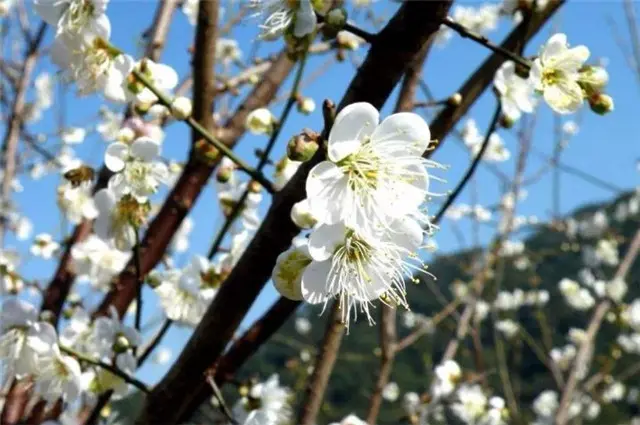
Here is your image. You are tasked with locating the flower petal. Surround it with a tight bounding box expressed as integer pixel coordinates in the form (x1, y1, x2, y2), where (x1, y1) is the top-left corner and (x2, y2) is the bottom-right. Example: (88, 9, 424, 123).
(130, 137, 160, 161)
(104, 142, 129, 172)
(301, 260, 332, 304)
(33, 0, 65, 27)
(541, 33, 568, 64)
(293, 0, 317, 38)
(93, 188, 116, 214)
(308, 223, 346, 262)
(544, 80, 584, 114)
(328, 102, 379, 159)
(371, 112, 431, 154)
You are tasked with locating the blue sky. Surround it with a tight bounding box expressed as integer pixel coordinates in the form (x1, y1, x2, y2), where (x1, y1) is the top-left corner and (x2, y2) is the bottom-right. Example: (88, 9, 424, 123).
(5, 1, 640, 384)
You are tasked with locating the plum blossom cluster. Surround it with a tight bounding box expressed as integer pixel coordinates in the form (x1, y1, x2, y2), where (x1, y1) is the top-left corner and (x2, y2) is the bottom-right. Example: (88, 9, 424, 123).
(271, 102, 444, 326)
(34, 0, 178, 105)
(397, 359, 509, 425)
(0, 300, 141, 416)
(492, 33, 613, 120)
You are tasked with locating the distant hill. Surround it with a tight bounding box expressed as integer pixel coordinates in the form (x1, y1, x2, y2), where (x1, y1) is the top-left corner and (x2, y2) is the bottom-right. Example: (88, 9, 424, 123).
(239, 190, 640, 424)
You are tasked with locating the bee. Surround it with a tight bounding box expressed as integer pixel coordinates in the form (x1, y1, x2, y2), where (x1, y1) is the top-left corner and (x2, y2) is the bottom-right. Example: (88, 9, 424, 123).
(63, 165, 95, 187)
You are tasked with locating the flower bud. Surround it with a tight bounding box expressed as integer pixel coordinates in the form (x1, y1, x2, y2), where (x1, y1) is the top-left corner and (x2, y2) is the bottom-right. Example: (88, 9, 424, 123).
(579, 65, 609, 93)
(216, 166, 234, 183)
(248, 74, 259, 84)
(448, 93, 462, 106)
(113, 335, 132, 353)
(40, 310, 55, 324)
(171, 96, 192, 120)
(245, 108, 275, 135)
(146, 273, 162, 289)
(589, 93, 614, 115)
(117, 127, 136, 143)
(336, 31, 363, 50)
(297, 97, 316, 115)
(326, 7, 348, 32)
(249, 181, 262, 193)
(499, 114, 516, 129)
(62, 308, 74, 320)
(291, 199, 317, 229)
(287, 129, 319, 162)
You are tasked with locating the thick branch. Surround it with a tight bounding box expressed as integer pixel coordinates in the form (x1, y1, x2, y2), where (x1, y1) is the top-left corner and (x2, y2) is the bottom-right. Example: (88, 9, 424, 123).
(297, 303, 345, 425)
(137, 2, 452, 423)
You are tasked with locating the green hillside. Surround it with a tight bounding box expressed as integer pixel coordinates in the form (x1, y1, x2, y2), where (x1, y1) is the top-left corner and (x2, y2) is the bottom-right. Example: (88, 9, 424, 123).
(239, 190, 640, 424)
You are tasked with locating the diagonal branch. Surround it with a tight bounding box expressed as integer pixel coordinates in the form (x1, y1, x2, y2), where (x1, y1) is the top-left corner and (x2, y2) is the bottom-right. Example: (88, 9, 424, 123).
(136, 2, 453, 423)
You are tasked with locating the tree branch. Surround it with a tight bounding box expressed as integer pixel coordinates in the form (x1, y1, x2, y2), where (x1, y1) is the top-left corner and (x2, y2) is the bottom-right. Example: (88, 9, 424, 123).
(136, 2, 452, 423)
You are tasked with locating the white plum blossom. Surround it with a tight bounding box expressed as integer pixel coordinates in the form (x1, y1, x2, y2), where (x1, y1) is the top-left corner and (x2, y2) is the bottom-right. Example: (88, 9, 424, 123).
(294, 317, 311, 335)
(97, 107, 123, 142)
(494, 61, 536, 122)
(57, 182, 99, 224)
(90, 307, 141, 359)
(51, 32, 135, 98)
(273, 156, 302, 191)
(93, 188, 139, 251)
(559, 278, 595, 311)
(290, 199, 317, 229)
(216, 38, 242, 64)
(0, 299, 57, 382)
(255, 0, 317, 40)
(182, 0, 199, 25)
(431, 359, 462, 400)
(232, 374, 291, 425)
(531, 33, 590, 114)
(466, 132, 510, 162)
(32, 345, 83, 407)
(35, 0, 111, 39)
(306, 102, 440, 238)
(451, 4, 500, 35)
(382, 382, 400, 402)
(61, 127, 87, 144)
(300, 218, 423, 325)
(246, 108, 275, 135)
(30, 233, 60, 259)
(451, 384, 488, 424)
(104, 136, 168, 202)
(71, 235, 130, 291)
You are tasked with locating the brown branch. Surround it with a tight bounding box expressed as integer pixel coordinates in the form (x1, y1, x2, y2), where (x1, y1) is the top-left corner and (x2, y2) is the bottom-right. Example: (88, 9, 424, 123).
(555, 229, 640, 425)
(426, 0, 564, 157)
(1, 380, 32, 425)
(94, 48, 295, 319)
(40, 0, 180, 325)
(0, 23, 46, 246)
(136, 2, 452, 423)
(366, 306, 397, 425)
(297, 302, 345, 425)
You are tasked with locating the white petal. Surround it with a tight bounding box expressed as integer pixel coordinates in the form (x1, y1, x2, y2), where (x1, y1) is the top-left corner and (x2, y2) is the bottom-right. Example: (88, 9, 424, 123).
(544, 80, 584, 114)
(541, 33, 568, 64)
(33, 0, 66, 27)
(308, 222, 346, 262)
(328, 102, 379, 159)
(104, 142, 129, 172)
(370, 112, 431, 154)
(301, 260, 332, 304)
(87, 13, 111, 40)
(93, 188, 116, 214)
(353, 269, 389, 302)
(554, 46, 590, 73)
(130, 137, 161, 161)
(389, 217, 423, 252)
(293, 0, 317, 38)
(327, 138, 362, 163)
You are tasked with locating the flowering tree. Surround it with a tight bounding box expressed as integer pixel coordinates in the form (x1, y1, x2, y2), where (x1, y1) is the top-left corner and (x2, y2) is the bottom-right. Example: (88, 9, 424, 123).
(0, 0, 635, 425)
